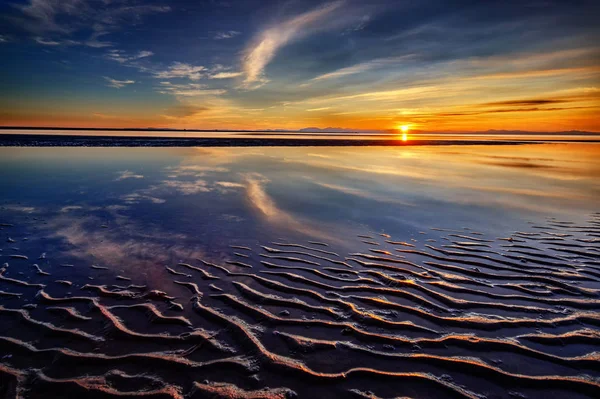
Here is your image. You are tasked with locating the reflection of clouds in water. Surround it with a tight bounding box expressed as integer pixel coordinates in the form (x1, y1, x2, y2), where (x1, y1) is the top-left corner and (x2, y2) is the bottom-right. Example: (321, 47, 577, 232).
(45, 211, 208, 291)
(120, 160, 243, 203)
(216, 181, 245, 188)
(115, 170, 144, 181)
(219, 214, 245, 222)
(60, 205, 85, 212)
(276, 146, 600, 215)
(313, 181, 414, 207)
(1, 205, 37, 213)
(119, 156, 255, 204)
(284, 156, 439, 181)
(161, 179, 211, 195)
(122, 191, 166, 204)
(179, 147, 265, 168)
(215, 181, 245, 194)
(244, 174, 338, 242)
(164, 164, 229, 177)
(307, 153, 332, 159)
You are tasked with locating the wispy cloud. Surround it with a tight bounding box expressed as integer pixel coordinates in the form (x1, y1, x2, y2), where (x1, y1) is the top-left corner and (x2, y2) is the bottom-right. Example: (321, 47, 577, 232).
(214, 30, 240, 40)
(115, 170, 144, 181)
(15, 0, 171, 46)
(210, 71, 243, 79)
(242, 1, 344, 88)
(157, 82, 226, 97)
(84, 26, 112, 48)
(105, 49, 154, 64)
(310, 56, 412, 82)
(154, 62, 206, 81)
(104, 76, 135, 89)
(314, 63, 375, 82)
(34, 36, 61, 46)
(18, 0, 80, 34)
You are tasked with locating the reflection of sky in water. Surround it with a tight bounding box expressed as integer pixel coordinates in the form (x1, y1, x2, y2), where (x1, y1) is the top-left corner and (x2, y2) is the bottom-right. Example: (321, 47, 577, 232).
(0, 144, 598, 290)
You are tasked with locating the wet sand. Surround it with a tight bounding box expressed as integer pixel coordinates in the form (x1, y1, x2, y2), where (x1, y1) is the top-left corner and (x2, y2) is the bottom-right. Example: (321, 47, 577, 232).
(1, 213, 599, 398)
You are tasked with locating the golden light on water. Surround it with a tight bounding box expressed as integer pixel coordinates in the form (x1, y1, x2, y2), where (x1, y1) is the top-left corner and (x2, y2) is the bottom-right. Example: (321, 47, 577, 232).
(402, 132, 408, 142)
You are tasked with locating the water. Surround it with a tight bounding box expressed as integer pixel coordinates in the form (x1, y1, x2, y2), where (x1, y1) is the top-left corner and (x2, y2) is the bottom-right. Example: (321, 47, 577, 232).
(0, 143, 599, 398)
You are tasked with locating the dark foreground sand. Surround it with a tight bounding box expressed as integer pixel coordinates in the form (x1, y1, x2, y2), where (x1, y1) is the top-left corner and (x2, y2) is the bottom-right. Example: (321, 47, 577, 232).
(1, 212, 599, 398)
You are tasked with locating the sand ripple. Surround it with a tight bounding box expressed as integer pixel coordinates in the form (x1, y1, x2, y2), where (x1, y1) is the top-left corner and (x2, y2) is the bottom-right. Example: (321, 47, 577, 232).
(1, 213, 599, 398)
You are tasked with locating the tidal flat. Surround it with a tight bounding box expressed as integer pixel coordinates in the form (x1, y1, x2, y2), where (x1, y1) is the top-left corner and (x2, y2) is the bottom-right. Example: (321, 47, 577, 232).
(0, 142, 599, 398)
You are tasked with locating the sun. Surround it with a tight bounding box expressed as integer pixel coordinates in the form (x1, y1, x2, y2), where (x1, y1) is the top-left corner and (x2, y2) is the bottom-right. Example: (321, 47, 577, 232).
(397, 124, 410, 141)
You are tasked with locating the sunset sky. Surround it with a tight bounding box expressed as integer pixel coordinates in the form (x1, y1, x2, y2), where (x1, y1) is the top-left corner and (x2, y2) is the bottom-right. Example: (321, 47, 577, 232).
(0, 0, 598, 132)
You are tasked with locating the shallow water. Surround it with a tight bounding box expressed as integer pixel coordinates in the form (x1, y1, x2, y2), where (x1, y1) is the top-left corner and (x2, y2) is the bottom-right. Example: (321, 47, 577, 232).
(0, 143, 599, 398)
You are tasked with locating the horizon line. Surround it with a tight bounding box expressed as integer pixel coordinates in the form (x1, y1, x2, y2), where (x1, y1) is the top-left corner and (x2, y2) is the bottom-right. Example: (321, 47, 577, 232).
(1, 126, 599, 135)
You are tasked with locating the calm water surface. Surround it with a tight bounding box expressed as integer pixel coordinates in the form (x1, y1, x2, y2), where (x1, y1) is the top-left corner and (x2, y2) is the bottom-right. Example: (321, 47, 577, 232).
(0, 143, 599, 398)
(1, 143, 598, 290)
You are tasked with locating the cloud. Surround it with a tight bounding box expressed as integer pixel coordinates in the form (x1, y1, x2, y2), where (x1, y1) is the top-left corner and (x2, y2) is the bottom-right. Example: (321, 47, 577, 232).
(161, 179, 211, 195)
(347, 14, 370, 32)
(60, 205, 83, 212)
(157, 82, 226, 97)
(121, 192, 166, 204)
(482, 98, 569, 107)
(242, 1, 344, 88)
(135, 50, 154, 59)
(34, 36, 61, 46)
(15, 0, 171, 45)
(115, 170, 144, 181)
(214, 30, 240, 40)
(0, 35, 9, 43)
(154, 62, 207, 81)
(104, 76, 135, 88)
(309, 56, 413, 82)
(105, 49, 154, 64)
(18, 0, 80, 34)
(210, 71, 243, 79)
(34, 36, 84, 46)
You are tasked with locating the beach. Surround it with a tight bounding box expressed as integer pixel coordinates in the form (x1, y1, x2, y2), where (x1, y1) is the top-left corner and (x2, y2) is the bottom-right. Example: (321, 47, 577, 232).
(0, 141, 599, 398)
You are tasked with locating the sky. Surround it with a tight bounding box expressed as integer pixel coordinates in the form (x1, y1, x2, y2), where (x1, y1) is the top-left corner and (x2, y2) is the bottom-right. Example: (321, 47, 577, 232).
(0, 0, 598, 132)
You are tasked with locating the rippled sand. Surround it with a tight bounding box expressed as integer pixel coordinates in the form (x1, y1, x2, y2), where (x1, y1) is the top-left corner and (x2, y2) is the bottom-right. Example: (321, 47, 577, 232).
(1, 213, 599, 398)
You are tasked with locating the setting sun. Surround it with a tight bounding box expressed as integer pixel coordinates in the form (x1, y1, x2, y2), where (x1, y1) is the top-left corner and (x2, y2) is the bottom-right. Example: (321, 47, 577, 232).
(397, 125, 410, 141)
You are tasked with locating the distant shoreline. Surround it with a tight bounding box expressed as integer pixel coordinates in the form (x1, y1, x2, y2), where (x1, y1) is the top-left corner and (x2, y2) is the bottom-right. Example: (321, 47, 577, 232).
(1, 126, 599, 136)
(2, 133, 600, 147)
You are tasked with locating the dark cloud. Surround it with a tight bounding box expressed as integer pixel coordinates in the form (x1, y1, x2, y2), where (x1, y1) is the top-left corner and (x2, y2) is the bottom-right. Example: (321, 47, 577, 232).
(482, 99, 570, 107)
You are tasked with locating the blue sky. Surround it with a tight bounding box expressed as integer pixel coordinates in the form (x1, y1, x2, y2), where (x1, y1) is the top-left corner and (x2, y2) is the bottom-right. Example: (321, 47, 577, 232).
(0, 0, 598, 131)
